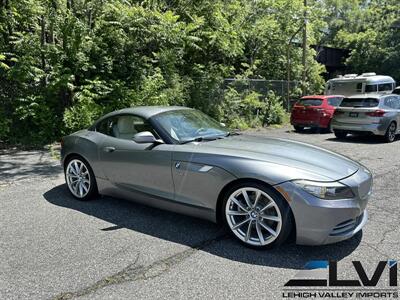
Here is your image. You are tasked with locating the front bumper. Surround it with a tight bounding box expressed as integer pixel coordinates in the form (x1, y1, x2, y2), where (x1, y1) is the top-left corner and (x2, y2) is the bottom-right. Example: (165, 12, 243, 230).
(275, 168, 372, 245)
(331, 120, 386, 135)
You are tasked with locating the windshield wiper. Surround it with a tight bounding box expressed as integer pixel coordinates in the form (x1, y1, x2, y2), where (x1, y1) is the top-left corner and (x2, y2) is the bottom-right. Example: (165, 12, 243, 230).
(180, 131, 240, 144)
(180, 136, 221, 144)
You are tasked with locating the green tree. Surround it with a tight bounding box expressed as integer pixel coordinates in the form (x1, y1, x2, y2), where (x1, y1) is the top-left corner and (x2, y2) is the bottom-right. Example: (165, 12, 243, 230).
(0, 0, 329, 145)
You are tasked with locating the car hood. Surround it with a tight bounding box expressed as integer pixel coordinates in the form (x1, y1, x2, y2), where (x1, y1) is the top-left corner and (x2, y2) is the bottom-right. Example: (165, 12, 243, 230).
(186, 135, 360, 181)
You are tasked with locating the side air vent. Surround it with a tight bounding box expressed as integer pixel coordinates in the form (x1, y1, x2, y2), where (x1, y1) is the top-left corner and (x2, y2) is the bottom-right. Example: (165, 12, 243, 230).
(330, 213, 364, 236)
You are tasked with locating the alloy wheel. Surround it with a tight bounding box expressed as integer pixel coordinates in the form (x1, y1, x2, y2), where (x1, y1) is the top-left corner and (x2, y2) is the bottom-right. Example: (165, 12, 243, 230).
(66, 159, 91, 198)
(388, 123, 396, 142)
(225, 187, 282, 246)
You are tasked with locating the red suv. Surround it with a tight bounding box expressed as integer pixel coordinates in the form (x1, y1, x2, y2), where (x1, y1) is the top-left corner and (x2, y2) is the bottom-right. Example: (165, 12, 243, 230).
(291, 95, 343, 132)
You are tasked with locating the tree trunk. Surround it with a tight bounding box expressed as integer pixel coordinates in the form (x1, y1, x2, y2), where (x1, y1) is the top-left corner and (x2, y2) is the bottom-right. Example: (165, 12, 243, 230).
(40, 15, 47, 86)
(67, 0, 74, 13)
(49, 23, 54, 44)
(67, 0, 74, 12)
(88, 9, 92, 28)
(302, 0, 308, 95)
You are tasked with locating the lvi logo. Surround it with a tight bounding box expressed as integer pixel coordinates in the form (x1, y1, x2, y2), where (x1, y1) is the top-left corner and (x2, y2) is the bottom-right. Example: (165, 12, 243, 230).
(284, 260, 398, 287)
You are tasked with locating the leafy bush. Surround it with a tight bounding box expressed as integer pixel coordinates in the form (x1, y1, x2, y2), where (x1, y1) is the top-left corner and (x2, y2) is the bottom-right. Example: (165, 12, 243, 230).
(63, 82, 104, 133)
(264, 91, 286, 125)
(221, 87, 285, 129)
(13, 95, 60, 145)
(0, 108, 10, 141)
(0, 0, 328, 145)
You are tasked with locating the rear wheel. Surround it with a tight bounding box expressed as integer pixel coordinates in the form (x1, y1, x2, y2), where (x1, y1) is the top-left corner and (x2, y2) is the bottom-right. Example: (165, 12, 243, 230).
(384, 122, 397, 143)
(65, 156, 98, 201)
(293, 125, 304, 132)
(334, 130, 348, 139)
(222, 182, 292, 249)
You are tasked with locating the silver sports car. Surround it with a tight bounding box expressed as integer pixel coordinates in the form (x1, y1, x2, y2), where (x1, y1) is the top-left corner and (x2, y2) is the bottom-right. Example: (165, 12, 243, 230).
(61, 106, 372, 248)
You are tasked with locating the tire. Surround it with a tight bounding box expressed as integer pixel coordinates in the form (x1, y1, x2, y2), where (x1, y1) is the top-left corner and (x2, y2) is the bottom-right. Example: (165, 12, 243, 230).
(294, 125, 304, 132)
(222, 181, 293, 249)
(334, 130, 348, 139)
(384, 122, 397, 143)
(310, 127, 320, 133)
(64, 155, 98, 201)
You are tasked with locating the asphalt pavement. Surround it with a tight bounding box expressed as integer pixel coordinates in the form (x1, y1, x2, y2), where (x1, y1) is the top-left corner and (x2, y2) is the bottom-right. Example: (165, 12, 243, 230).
(1, 127, 399, 299)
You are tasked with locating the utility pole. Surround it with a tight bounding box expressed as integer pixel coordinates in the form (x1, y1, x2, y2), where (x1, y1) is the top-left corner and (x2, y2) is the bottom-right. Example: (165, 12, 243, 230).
(286, 25, 303, 110)
(302, 0, 307, 95)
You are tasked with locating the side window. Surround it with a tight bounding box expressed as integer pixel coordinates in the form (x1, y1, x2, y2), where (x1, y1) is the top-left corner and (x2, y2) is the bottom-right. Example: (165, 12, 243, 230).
(356, 83, 362, 93)
(384, 96, 398, 109)
(365, 84, 378, 93)
(384, 97, 392, 108)
(378, 83, 393, 92)
(112, 115, 159, 141)
(393, 96, 400, 109)
(96, 117, 117, 136)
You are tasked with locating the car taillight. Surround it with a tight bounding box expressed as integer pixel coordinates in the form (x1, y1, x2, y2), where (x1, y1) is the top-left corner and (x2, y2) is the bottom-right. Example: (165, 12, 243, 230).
(366, 110, 386, 117)
(316, 108, 326, 116)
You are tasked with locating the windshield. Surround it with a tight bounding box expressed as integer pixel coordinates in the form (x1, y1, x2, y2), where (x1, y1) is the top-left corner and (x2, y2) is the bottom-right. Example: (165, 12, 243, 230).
(340, 98, 380, 107)
(327, 97, 342, 107)
(152, 109, 228, 143)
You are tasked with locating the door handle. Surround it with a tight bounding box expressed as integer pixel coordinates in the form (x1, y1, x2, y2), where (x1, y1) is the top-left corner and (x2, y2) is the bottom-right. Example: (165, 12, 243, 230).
(103, 146, 116, 153)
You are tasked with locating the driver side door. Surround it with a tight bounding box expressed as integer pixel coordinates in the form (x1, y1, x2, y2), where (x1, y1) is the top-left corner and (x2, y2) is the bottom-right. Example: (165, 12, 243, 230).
(97, 114, 174, 201)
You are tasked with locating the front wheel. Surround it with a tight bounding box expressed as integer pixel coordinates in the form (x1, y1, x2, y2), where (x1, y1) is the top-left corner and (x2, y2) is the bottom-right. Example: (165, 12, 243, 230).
(293, 125, 304, 132)
(65, 156, 98, 200)
(384, 122, 397, 143)
(334, 130, 348, 139)
(222, 182, 292, 249)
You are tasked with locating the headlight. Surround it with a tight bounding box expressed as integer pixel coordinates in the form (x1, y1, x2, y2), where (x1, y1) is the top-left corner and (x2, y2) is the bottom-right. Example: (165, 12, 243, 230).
(293, 180, 355, 200)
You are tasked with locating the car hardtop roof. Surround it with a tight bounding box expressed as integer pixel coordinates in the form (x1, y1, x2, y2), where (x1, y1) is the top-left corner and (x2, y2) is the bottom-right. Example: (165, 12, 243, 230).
(301, 95, 343, 99)
(344, 93, 385, 99)
(328, 75, 394, 83)
(99, 106, 192, 121)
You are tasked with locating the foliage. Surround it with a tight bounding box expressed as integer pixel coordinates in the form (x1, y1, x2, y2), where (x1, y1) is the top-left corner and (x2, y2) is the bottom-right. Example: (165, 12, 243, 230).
(221, 87, 285, 130)
(63, 80, 104, 133)
(320, 0, 400, 82)
(264, 91, 286, 125)
(3, 0, 381, 145)
(0, 106, 10, 140)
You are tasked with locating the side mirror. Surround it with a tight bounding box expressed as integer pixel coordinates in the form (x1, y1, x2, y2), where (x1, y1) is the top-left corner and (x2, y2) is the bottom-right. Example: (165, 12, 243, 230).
(133, 131, 163, 144)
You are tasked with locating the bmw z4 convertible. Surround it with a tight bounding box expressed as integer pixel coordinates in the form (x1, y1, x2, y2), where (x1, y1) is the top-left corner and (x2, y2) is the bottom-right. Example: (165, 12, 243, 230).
(61, 106, 372, 248)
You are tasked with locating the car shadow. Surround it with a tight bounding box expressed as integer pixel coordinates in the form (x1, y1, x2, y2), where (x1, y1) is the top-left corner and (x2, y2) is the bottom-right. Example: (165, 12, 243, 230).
(43, 184, 362, 270)
(0, 150, 61, 183)
(285, 128, 331, 135)
(326, 134, 398, 144)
